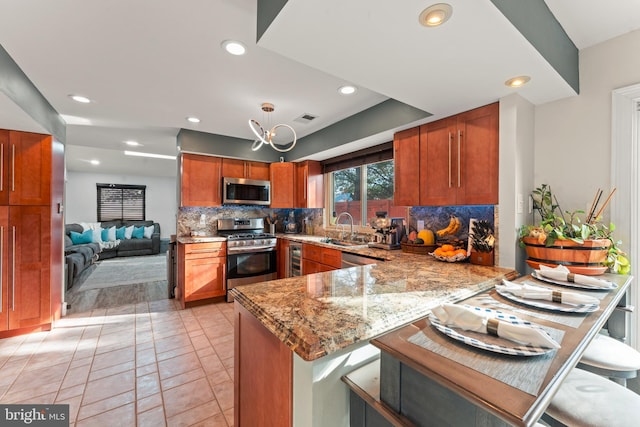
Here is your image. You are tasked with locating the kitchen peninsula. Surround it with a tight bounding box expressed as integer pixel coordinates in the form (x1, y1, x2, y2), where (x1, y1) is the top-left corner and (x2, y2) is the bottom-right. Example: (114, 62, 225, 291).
(230, 246, 518, 427)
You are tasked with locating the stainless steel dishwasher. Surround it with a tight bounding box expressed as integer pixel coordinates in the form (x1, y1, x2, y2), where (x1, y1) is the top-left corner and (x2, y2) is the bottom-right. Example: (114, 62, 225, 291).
(341, 252, 381, 268)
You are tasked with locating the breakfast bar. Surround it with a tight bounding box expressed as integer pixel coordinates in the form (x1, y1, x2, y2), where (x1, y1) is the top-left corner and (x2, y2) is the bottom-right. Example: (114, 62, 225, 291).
(230, 252, 518, 427)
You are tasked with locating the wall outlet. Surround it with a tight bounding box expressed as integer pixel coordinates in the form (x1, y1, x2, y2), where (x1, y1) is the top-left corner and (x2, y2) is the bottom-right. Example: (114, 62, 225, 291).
(417, 220, 425, 230)
(199, 214, 206, 226)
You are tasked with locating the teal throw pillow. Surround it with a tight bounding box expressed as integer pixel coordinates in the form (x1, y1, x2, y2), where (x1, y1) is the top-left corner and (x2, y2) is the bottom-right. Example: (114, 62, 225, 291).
(70, 229, 93, 245)
(101, 228, 109, 241)
(132, 226, 144, 239)
(115, 226, 126, 240)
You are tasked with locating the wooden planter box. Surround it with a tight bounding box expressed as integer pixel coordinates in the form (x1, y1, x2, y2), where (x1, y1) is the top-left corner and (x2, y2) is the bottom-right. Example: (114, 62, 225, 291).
(521, 237, 611, 275)
(470, 250, 494, 266)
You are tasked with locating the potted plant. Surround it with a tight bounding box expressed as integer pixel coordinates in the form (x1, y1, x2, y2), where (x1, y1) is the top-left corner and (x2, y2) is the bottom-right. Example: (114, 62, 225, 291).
(519, 184, 630, 275)
(469, 219, 495, 266)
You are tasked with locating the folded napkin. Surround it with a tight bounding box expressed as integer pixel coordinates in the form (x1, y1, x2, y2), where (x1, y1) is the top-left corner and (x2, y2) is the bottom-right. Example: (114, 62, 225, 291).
(498, 279, 600, 306)
(431, 303, 560, 349)
(537, 264, 614, 289)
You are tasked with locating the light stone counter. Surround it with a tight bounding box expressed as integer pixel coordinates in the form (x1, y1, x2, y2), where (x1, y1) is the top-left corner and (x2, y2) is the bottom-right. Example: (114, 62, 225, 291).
(231, 236, 518, 427)
(231, 249, 517, 361)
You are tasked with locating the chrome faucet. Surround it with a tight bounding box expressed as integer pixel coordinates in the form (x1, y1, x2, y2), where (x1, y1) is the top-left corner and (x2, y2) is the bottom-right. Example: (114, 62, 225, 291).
(335, 212, 354, 241)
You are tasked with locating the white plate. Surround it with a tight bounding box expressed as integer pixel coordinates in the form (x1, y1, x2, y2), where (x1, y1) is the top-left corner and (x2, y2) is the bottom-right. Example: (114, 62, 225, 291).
(531, 270, 617, 291)
(428, 306, 555, 357)
(495, 285, 599, 313)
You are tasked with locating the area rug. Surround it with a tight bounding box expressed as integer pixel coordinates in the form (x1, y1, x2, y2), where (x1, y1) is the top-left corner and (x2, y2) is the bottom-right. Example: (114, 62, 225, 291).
(77, 254, 167, 291)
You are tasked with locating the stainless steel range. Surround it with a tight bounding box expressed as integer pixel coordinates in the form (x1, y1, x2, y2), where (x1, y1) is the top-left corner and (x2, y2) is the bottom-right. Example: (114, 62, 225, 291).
(217, 218, 277, 302)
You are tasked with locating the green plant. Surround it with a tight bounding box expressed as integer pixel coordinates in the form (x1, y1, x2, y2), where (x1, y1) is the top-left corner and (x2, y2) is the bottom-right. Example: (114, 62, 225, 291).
(470, 220, 495, 253)
(519, 184, 629, 274)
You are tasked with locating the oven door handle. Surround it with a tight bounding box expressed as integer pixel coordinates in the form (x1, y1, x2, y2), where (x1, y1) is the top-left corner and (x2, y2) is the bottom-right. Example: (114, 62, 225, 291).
(228, 246, 276, 254)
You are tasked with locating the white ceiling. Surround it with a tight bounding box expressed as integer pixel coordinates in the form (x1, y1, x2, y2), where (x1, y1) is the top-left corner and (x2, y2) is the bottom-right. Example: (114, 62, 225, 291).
(0, 0, 639, 177)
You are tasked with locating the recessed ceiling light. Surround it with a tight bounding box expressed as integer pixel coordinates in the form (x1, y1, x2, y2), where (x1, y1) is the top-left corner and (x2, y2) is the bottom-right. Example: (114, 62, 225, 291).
(124, 150, 176, 160)
(90, 159, 100, 165)
(186, 116, 200, 123)
(221, 40, 246, 56)
(338, 85, 357, 95)
(69, 94, 91, 103)
(505, 76, 531, 88)
(419, 3, 453, 27)
(124, 140, 142, 147)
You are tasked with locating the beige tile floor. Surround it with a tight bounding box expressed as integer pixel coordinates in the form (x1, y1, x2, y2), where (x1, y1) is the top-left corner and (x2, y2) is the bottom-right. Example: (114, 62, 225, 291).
(0, 299, 235, 427)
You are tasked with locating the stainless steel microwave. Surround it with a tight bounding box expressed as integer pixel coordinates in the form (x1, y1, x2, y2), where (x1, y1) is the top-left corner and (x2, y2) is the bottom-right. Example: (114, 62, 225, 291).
(222, 177, 271, 205)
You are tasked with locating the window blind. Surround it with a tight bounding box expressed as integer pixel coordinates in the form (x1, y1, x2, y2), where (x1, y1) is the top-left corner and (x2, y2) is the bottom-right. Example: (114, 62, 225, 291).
(321, 141, 393, 173)
(97, 184, 146, 221)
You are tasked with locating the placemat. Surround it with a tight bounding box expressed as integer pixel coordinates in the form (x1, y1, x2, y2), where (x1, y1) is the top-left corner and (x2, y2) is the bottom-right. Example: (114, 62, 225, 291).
(465, 283, 599, 329)
(408, 319, 564, 396)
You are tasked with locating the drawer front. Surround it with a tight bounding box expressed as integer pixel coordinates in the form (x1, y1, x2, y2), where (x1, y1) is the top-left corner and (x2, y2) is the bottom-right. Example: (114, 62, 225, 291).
(185, 242, 226, 258)
(302, 243, 341, 268)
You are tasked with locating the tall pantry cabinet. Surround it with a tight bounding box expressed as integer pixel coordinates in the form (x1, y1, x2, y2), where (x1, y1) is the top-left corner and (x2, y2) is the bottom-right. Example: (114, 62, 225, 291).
(0, 129, 63, 337)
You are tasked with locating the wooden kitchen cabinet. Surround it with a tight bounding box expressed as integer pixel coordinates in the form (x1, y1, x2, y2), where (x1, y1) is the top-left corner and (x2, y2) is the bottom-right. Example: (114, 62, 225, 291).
(394, 102, 498, 206)
(178, 241, 226, 308)
(277, 238, 290, 279)
(393, 127, 420, 206)
(302, 243, 342, 274)
(180, 153, 222, 207)
(270, 162, 295, 208)
(0, 130, 52, 206)
(222, 158, 269, 181)
(0, 130, 61, 338)
(295, 160, 324, 208)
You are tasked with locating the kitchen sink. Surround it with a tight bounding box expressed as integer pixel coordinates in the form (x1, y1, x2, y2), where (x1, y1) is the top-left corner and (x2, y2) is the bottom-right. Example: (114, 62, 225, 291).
(321, 238, 369, 249)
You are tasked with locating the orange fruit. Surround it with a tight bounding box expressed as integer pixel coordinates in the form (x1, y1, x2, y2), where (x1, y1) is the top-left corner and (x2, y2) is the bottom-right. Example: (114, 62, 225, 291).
(441, 244, 454, 252)
(455, 249, 467, 256)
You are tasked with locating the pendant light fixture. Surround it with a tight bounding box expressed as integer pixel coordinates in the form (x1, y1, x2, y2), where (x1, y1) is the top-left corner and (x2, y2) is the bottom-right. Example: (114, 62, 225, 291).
(248, 102, 297, 152)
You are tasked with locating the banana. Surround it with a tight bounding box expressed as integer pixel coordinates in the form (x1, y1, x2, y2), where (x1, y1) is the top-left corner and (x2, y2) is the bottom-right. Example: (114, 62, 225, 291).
(436, 216, 460, 237)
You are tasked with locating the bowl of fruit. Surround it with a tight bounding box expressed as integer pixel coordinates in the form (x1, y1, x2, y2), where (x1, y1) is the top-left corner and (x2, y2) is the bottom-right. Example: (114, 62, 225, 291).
(430, 244, 469, 262)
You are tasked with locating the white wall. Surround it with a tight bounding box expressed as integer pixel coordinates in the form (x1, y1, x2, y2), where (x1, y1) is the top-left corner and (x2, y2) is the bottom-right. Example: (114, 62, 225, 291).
(65, 171, 177, 238)
(498, 94, 535, 273)
(534, 29, 640, 216)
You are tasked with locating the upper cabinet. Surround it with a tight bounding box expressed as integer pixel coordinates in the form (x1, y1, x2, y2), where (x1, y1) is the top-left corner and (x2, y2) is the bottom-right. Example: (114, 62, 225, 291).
(180, 153, 222, 207)
(222, 158, 270, 181)
(0, 130, 52, 206)
(269, 162, 295, 208)
(394, 102, 498, 206)
(295, 161, 323, 208)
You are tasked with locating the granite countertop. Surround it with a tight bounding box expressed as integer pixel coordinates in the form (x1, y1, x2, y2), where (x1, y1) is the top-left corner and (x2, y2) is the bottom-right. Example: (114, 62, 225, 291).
(231, 237, 518, 361)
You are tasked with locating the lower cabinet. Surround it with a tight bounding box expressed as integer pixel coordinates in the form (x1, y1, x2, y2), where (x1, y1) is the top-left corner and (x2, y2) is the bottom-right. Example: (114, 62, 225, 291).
(277, 238, 290, 279)
(301, 243, 342, 274)
(178, 241, 226, 308)
(0, 205, 52, 333)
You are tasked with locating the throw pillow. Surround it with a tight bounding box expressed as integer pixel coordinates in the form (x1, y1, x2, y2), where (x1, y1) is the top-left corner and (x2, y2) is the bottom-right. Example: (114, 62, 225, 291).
(70, 229, 93, 245)
(132, 226, 144, 239)
(92, 228, 102, 243)
(101, 228, 109, 241)
(107, 226, 116, 242)
(116, 226, 126, 240)
(124, 225, 135, 239)
(143, 225, 154, 239)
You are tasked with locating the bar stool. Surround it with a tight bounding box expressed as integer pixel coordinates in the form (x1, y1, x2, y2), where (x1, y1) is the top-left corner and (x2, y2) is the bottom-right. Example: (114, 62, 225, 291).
(577, 334, 640, 386)
(542, 368, 640, 427)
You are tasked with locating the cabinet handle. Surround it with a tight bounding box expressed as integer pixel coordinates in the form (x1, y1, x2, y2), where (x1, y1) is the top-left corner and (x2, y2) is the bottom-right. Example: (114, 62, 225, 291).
(12, 226, 15, 311)
(11, 144, 15, 192)
(304, 169, 308, 200)
(448, 132, 452, 188)
(457, 130, 462, 188)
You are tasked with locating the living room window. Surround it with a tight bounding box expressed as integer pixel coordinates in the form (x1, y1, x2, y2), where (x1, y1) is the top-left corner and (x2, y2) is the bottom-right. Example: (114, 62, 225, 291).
(97, 183, 146, 221)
